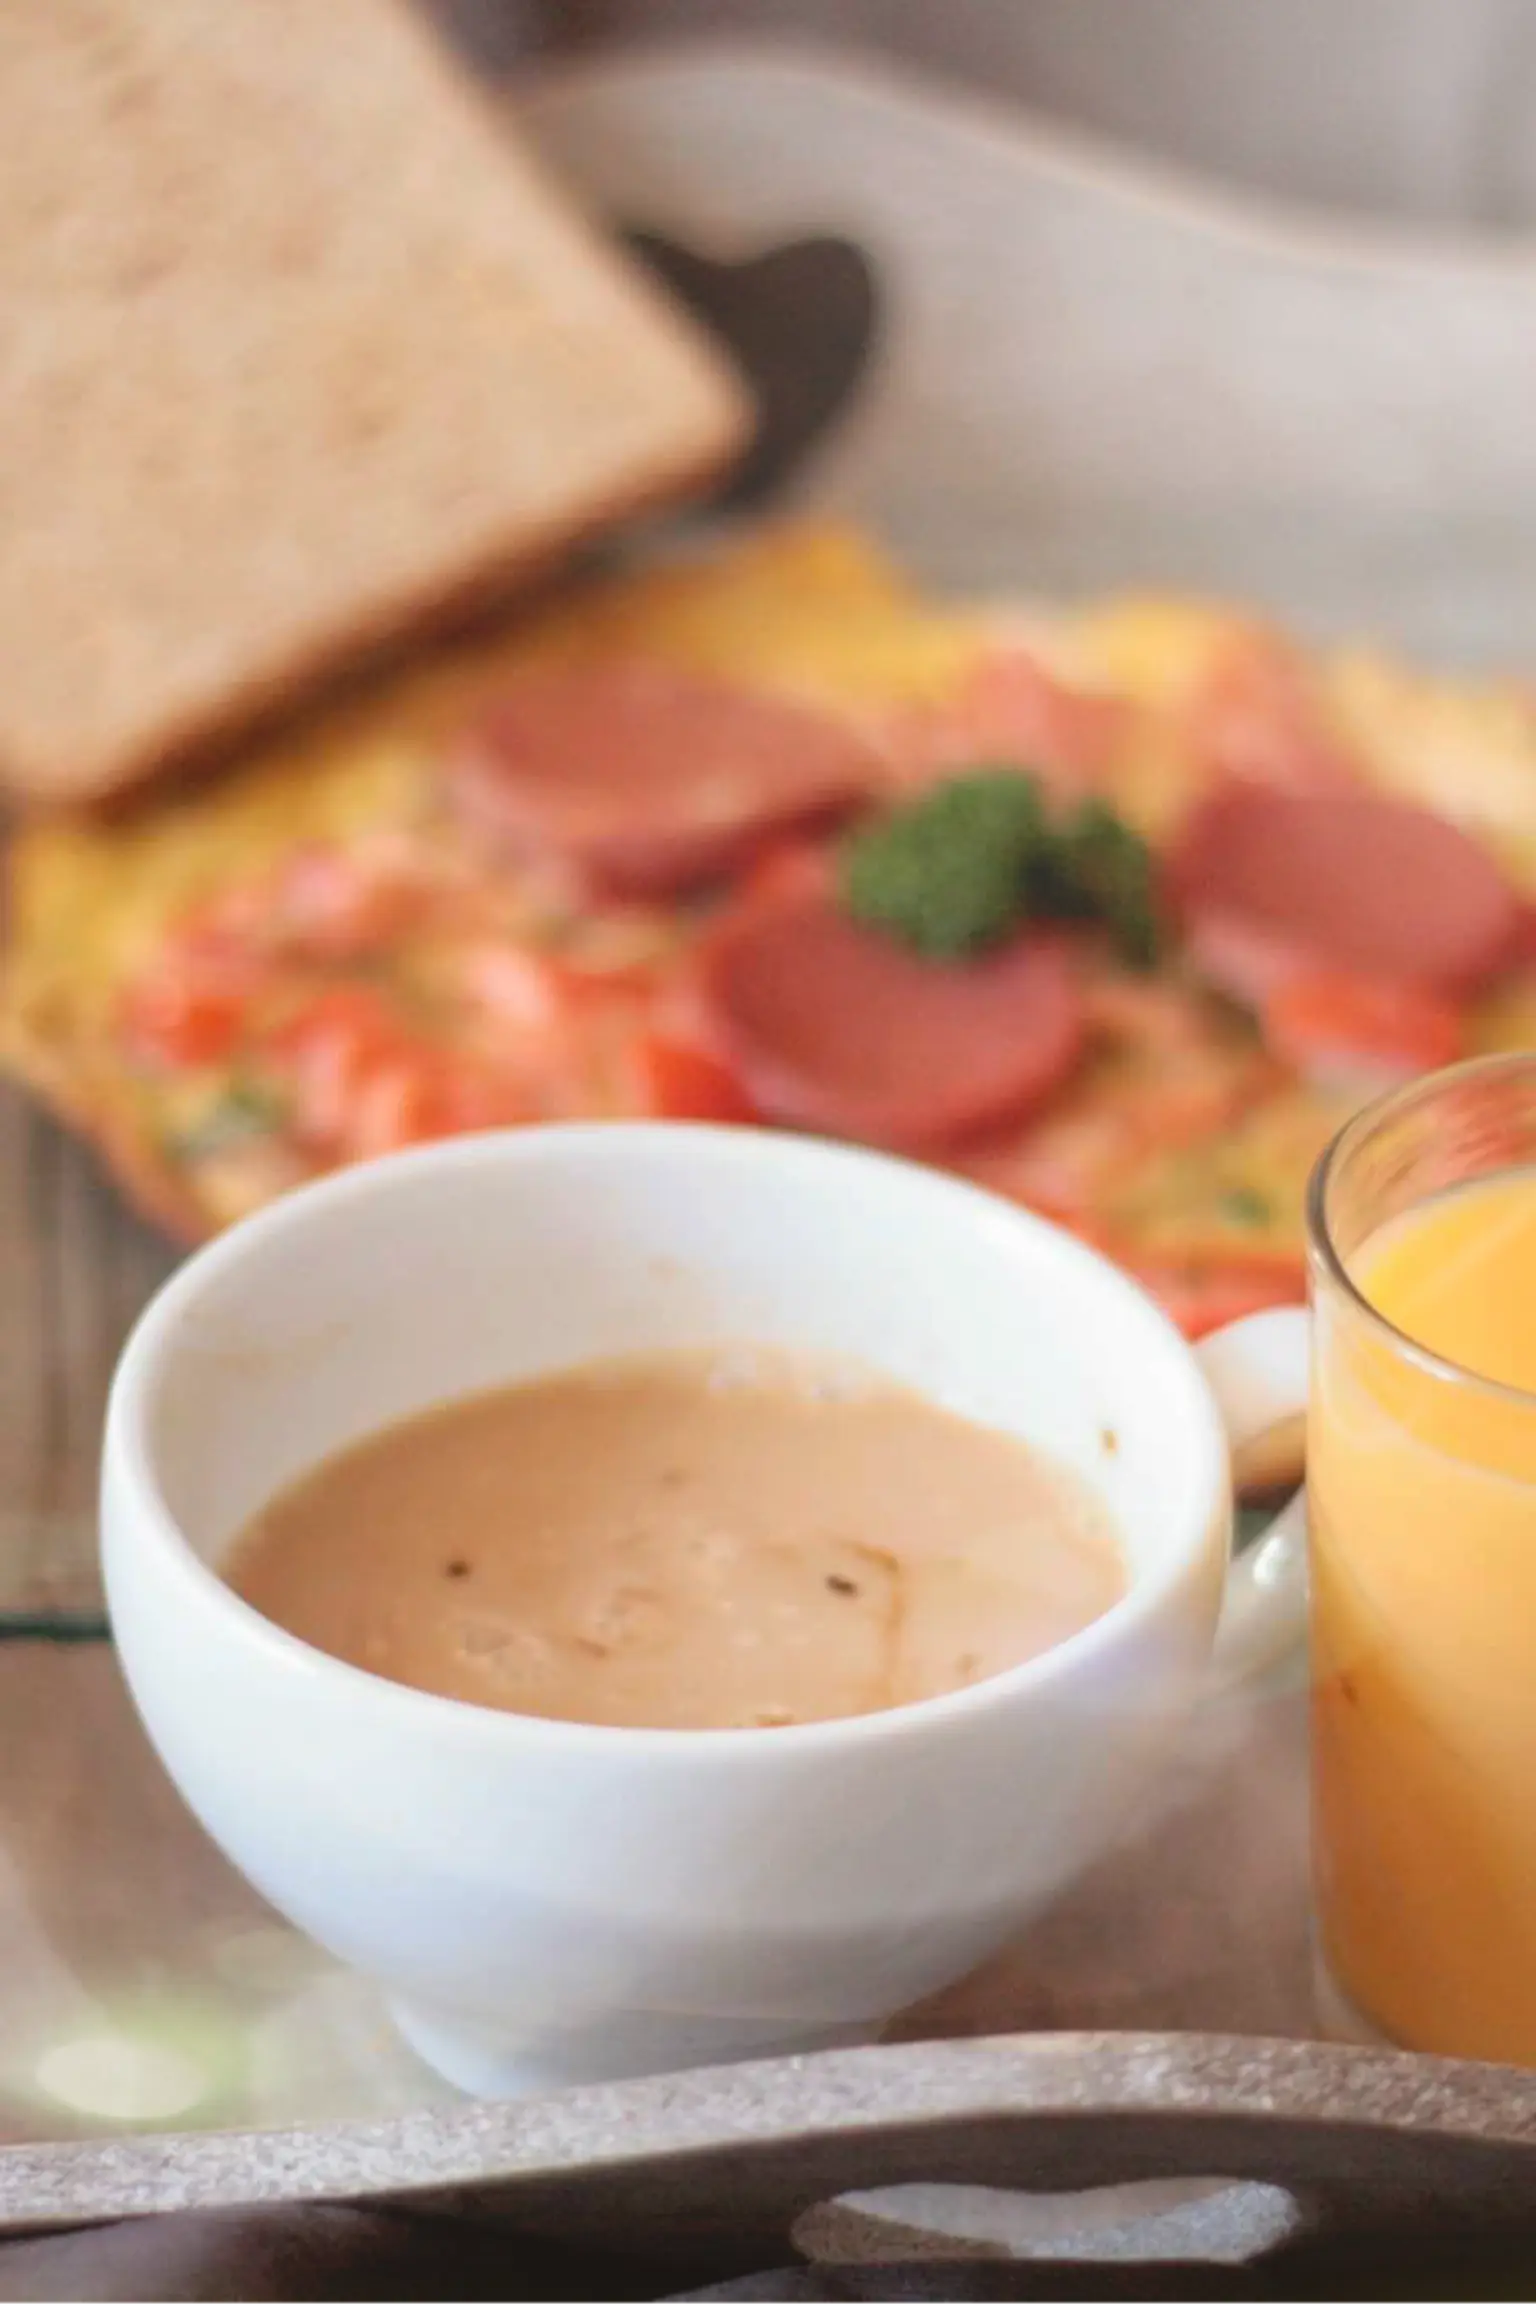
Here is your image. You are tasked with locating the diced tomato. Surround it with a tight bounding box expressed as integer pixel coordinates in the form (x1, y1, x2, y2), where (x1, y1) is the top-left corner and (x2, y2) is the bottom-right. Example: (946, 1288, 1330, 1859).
(335, 1046, 538, 1160)
(628, 1029, 759, 1124)
(193, 883, 269, 943)
(436, 1068, 534, 1136)
(343, 1049, 457, 1159)
(260, 986, 537, 1156)
(454, 941, 606, 1116)
(347, 1050, 539, 1156)
(1038, 1207, 1123, 1259)
(459, 943, 568, 1033)
(886, 647, 1126, 795)
(269, 844, 421, 962)
(1261, 968, 1464, 1082)
(1189, 633, 1360, 794)
(260, 986, 414, 1148)
(121, 975, 248, 1069)
(262, 983, 401, 1062)
(120, 903, 278, 1068)
(1134, 1259, 1307, 1340)
(962, 646, 1128, 783)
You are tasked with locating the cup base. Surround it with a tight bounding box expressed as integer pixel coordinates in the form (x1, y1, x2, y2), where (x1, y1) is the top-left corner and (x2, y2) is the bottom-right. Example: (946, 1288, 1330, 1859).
(389, 1995, 880, 2099)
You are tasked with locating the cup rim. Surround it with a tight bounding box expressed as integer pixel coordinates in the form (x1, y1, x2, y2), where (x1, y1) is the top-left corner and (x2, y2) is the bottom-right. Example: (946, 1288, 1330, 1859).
(105, 1122, 1229, 1758)
(1307, 1051, 1536, 1411)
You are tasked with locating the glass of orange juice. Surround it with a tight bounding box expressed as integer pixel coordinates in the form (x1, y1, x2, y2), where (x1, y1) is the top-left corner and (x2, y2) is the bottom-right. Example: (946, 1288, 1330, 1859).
(1308, 1052, 1536, 2061)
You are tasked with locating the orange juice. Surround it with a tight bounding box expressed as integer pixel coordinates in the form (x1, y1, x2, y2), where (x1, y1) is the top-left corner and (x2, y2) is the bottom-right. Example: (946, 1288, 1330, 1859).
(1311, 1166, 1536, 2060)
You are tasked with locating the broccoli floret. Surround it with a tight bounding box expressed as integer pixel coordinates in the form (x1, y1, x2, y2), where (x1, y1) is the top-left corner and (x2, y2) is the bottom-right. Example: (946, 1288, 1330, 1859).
(839, 768, 1050, 959)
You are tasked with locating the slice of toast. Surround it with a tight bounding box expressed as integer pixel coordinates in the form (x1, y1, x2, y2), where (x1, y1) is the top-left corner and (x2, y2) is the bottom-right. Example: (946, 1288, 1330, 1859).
(0, 0, 749, 804)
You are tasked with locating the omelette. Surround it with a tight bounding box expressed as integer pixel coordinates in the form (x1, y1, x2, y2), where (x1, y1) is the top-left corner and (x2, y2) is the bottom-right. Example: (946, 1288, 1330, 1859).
(8, 522, 1536, 1335)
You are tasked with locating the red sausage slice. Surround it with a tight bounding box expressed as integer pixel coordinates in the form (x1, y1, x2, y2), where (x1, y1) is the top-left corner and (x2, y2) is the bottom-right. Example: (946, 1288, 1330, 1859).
(449, 664, 879, 898)
(1169, 784, 1523, 999)
(694, 885, 1087, 1150)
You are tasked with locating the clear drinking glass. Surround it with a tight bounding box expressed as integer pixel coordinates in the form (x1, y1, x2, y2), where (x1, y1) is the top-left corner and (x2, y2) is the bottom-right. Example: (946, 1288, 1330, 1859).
(1308, 1053, 1536, 2061)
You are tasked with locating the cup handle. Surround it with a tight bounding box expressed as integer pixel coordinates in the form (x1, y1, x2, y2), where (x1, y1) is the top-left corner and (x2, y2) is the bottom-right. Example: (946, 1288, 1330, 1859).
(1194, 1305, 1310, 1685)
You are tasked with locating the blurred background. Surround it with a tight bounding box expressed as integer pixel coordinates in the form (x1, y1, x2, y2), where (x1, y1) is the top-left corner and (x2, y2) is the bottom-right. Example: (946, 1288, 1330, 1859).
(428, 0, 1536, 232)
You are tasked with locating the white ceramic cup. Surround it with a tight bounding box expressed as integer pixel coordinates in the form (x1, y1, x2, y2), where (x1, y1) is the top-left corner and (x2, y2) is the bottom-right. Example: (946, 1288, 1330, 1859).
(102, 1123, 1306, 2097)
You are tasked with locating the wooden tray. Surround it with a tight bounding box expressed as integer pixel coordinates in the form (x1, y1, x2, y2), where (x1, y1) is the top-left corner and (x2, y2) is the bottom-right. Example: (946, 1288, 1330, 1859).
(6, 43, 1536, 2277)
(7, 2030, 1536, 2264)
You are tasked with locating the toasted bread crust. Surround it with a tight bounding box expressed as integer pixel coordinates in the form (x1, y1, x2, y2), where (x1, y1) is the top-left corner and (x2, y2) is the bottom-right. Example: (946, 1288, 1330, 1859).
(0, 0, 748, 803)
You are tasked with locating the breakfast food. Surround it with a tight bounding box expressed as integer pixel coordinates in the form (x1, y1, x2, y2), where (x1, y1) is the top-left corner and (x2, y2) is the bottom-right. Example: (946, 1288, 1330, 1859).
(226, 1345, 1126, 1729)
(0, 0, 746, 802)
(8, 521, 1536, 1332)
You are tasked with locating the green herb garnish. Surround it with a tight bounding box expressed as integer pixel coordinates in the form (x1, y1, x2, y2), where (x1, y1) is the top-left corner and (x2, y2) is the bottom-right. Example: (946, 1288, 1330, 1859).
(168, 1077, 286, 1162)
(838, 768, 1049, 960)
(1218, 1184, 1274, 1228)
(1055, 797, 1161, 968)
(840, 766, 1161, 966)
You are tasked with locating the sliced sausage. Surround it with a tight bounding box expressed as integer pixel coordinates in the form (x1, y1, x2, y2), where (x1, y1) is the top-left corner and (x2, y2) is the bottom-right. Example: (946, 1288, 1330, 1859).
(694, 883, 1087, 1150)
(449, 663, 879, 898)
(1169, 784, 1524, 1000)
